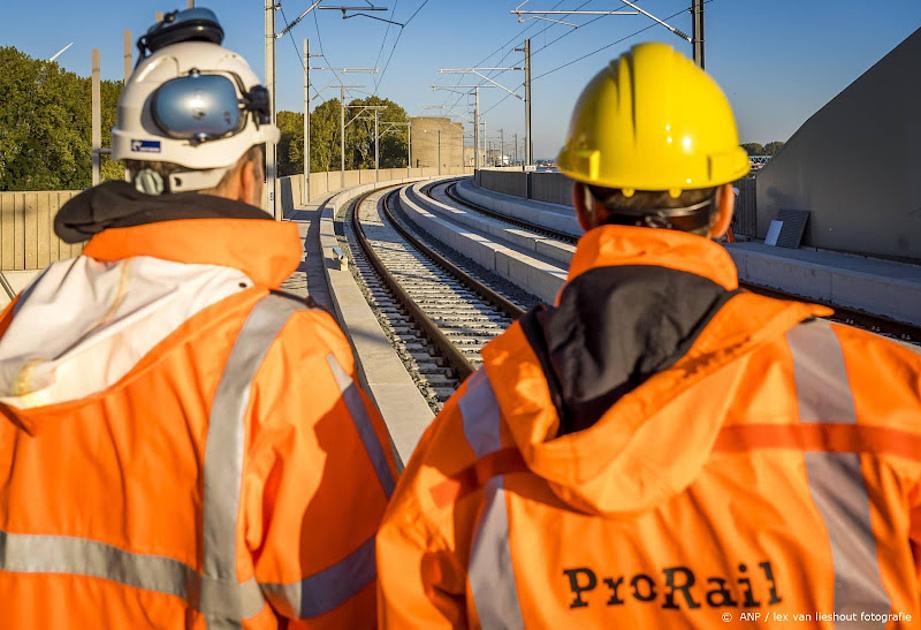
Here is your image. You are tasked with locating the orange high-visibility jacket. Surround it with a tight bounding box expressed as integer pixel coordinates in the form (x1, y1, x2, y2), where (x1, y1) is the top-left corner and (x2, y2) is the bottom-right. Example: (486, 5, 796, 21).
(0, 217, 399, 629)
(377, 225, 921, 629)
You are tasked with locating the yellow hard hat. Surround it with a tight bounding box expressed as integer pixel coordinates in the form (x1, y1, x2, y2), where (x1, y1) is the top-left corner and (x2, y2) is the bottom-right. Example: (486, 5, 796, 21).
(557, 42, 750, 194)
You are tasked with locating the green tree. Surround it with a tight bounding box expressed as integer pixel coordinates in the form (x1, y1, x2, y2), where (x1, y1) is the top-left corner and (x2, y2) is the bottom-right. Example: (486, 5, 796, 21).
(0, 46, 121, 191)
(276, 110, 303, 177)
(275, 99, 344, 176)
(740, 142, 764, 156)
(310, 98, 341, 173)
(763, 141, 785, 156)
(344, 96, 409, 169)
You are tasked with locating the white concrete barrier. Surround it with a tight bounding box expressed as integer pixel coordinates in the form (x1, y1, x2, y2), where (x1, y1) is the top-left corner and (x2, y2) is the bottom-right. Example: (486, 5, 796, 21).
(398, 185, 567, 304)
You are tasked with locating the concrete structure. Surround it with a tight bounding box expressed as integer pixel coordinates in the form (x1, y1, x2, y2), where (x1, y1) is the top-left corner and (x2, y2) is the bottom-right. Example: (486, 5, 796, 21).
(410, 117, 464, 171)
(463, 174, 921, 326)
(0, 168, 472, 273)
(756, 27, 921, 261)
(402, 182, 567, 304)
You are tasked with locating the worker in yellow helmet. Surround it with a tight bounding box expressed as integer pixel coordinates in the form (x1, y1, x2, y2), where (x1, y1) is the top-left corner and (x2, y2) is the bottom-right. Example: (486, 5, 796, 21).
(376, 42, 921, 627)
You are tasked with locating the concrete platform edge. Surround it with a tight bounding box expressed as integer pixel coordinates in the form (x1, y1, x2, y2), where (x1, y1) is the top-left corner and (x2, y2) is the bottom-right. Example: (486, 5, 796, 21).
(317, 179, 436, 463)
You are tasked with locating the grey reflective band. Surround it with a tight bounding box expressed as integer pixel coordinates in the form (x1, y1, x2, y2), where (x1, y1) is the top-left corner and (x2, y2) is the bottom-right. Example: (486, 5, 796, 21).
(261, 535, 376, 619)
(459, 369, 502, 457)
(787, 320, 891, 626)
(203, 294, 305, 626)
(468, 477, 525, 630)
(0, 530, 263, 617)
(0, 295, 305, 625)
(787, 320, 856, 423)
(326, 354, 396, 497)
(459, 370, 525, 629)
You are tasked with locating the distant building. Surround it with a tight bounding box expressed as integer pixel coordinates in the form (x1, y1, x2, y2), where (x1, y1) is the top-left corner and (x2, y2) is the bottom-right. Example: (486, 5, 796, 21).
(410, 117, 463, 170)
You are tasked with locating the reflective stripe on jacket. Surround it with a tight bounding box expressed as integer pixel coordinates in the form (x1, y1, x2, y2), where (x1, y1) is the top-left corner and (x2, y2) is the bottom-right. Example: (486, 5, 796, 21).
(377, 224, 921, 629)
(0, 218, 398, 629)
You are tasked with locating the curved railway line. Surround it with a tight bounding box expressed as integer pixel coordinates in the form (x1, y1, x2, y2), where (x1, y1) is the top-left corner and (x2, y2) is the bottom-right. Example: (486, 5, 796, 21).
(338, 178, 919, 409)
(345, 185, 528, 410)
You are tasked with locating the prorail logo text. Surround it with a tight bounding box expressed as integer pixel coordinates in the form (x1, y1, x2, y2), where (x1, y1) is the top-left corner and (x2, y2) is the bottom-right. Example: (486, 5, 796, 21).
(563, 561, 783, 610)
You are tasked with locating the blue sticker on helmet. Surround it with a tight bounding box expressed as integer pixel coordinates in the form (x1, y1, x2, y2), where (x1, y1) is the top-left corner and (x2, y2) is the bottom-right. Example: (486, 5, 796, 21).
(130, 139, 162, 153)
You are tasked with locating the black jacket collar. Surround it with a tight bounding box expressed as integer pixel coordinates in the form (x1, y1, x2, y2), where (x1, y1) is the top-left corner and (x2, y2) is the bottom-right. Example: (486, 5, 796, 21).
(54, 181, 270, 244)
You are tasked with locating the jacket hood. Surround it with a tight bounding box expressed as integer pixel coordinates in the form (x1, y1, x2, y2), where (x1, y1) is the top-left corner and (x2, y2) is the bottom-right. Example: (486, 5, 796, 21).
(481, 225, 830, 516)
(0, 193, 301, 411)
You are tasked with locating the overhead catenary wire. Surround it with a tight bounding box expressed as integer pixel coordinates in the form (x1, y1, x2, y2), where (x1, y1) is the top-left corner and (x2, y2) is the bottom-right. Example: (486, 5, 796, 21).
(478, 2, 709, 121)
(447, 0, 597, 119)
(371, 0, 400, 90)
(373, 0, 431, 95)
(278, 5, 324, 100)
(312, 8, 347, 90)
(533, 1, 711, 80)
(438, 0, 569, 112)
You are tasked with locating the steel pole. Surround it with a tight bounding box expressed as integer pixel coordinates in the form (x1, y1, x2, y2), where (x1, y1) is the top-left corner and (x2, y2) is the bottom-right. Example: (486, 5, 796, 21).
(514, 132, 518, 166)
(91, 49, 101, 186)
(123, 31, 132, 83)
(524, 38, 533, 166)
(303, 38, 310, 205)
(374, 110, 380, 183)
(499, 128, 504, 166)
(437, 129, 441, 176)
(691, 0, 705, 69)
(264, 0, 278, 218)
(407, 122, 412, 176)
(340, 86, 346, 189)
(473, 87, 480, 171)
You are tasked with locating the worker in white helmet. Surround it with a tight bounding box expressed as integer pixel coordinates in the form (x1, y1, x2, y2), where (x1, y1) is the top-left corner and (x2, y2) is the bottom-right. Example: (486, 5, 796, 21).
(0, 8, 397, 628)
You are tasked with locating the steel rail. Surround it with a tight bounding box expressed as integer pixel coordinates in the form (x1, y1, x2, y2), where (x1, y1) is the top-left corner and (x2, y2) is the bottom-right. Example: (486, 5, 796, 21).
(351, 189, 471, 385)
(382, 189, 525, 320)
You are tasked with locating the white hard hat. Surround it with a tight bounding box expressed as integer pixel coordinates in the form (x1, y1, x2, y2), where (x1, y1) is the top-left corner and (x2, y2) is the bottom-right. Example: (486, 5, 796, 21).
(112, 9, 279, 193)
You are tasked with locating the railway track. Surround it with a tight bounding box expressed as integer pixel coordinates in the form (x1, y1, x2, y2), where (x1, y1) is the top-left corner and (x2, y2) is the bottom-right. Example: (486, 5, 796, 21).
(346, 185, 527, 411)
(339, 179, 918, 412)
(426, 178, 921, 345)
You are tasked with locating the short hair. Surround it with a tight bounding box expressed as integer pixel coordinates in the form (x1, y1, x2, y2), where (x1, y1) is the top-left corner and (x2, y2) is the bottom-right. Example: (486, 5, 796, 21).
(124, 145, 264, 196)
(587, 185, 717, 235)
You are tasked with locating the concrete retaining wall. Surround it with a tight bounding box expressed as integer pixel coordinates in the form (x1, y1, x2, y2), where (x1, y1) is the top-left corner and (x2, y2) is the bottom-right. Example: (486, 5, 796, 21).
(0, 168, 473, 271)
(756, 28, 921, 260)
(455, 179, 581, 238)
(477, 169, 528, 198)
(476, 169, 760, 238)
(282, 166, 472, 210)
(399, 185, 567, 304)
(529, 172, 572, 206)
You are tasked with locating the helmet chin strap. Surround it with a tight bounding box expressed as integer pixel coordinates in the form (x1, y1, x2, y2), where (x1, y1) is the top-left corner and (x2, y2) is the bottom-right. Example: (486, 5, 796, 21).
(133, 166, 230, 195)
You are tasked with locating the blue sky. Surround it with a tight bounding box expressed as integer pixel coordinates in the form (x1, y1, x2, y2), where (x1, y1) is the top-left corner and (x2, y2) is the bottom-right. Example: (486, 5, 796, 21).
(2, 1, 919, 159)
